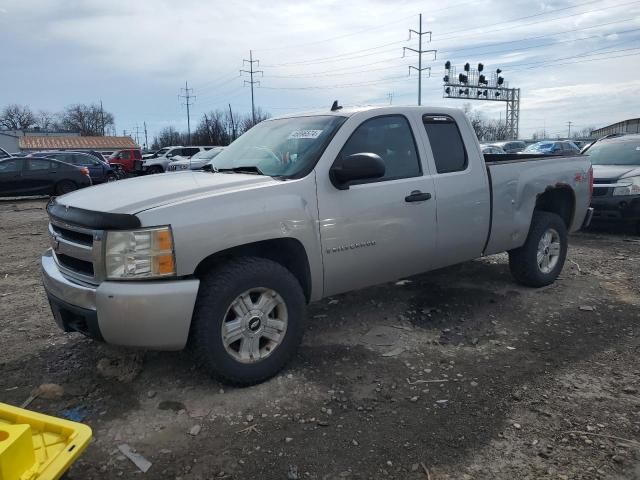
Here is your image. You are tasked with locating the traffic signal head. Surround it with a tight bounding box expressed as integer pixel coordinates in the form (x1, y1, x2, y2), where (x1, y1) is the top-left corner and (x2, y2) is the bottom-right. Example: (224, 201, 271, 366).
(445, 86, 451, 94)
(445, 61, 451, 70)
(496, 68, 502, 74)
(459, 73, 468, 83)
(464, 62, 470, 72)
(443, 75, 449, 83)
(497, 76, 504, 85)
(479, 74, 487, 85)
(478, 63, 484, 72)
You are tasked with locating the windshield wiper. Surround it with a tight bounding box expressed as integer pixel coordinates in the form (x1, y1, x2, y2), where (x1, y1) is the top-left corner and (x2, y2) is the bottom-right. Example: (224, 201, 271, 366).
(217, 166, 265, 175)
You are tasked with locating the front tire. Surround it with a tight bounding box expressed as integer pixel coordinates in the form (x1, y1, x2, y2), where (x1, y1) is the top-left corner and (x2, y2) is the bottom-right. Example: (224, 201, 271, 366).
(509, 211, 568, 287)
(191, 257, 306, 386)
(147, 166, 163, 174)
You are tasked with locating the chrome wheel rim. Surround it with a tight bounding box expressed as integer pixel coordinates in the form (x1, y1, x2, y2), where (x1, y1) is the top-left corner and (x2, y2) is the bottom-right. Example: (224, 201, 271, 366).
(537, 228, 561, 274)
(221, 288, 288, 364)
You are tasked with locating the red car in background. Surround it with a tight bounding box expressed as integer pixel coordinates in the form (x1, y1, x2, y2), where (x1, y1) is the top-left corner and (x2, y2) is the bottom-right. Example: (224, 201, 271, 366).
(107, 149, 142, 173)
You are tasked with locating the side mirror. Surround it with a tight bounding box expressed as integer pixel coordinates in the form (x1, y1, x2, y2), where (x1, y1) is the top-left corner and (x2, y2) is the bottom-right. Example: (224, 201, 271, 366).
(330, 153, 385, 190)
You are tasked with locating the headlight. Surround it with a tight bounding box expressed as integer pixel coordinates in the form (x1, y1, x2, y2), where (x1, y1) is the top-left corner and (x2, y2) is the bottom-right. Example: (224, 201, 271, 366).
(613, 176, 640, 196)
(105, 226, 176, 279)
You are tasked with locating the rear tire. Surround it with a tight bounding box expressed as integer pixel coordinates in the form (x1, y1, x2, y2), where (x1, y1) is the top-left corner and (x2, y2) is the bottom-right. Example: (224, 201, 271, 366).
(55, 180, 77, 195)
(191, 257, 306, 386)
(509, 211, 568, 287)
(147, 166, 163, 174)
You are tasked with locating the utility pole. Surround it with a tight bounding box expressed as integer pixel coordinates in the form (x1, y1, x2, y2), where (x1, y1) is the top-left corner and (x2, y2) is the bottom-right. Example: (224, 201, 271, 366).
(567, 120, 573, 138)
(100, 100, 105, 136)
(403, 14, 436, 106)
(240, 50, 263, 125)
(122, 129, 128, 136)
(143, 121, 148, 149)
(228, 104, 236, 141)
(179, 81, 195, 144)
(387, 93, 394, 105)
(134, 124, 141, 145)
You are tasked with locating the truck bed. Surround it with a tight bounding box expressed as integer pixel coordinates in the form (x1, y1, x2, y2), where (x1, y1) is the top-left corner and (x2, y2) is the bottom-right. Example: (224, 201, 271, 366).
(482, 153, 591, 257)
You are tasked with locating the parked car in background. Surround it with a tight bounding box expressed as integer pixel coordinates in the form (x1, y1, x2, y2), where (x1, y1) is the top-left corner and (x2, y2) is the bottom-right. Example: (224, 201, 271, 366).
(522, 141, 581, 156)
(0, 147, 12, 159)
(492, 140, 526, 153)
(141, 146, 213, 174)
(480, 144, 506, 155)
(108, 148, 142, 173)
(0, 156, 91, 197)
(30, 151, 118, 183)
(41, 105, 592, 385)
(167, 147, 226, 171)
(582, 134, 640, 231)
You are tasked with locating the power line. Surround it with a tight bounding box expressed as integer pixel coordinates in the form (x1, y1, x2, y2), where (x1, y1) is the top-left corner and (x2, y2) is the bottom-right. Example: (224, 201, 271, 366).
(240, 50, 263, 124)
(179, 81, 195, 144)
(403, 13, 436, 105)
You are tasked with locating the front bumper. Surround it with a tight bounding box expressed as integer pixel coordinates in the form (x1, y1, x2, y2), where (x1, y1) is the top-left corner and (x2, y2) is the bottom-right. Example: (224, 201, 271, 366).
(591, 194, 640, 222)
(42, 250, 200, 350)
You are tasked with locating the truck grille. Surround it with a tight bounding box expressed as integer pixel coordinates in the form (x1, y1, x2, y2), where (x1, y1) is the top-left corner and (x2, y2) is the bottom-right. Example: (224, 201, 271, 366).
(592, 178, 616, 197)
(48, 218, 103, 285)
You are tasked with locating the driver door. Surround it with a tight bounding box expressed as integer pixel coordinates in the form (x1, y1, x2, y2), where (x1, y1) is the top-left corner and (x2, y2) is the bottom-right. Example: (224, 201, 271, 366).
(316, 113, 437, 297)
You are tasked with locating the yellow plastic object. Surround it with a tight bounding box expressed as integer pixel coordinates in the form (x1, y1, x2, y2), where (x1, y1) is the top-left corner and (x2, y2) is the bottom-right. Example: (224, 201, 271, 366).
(0, 402, 92, 480)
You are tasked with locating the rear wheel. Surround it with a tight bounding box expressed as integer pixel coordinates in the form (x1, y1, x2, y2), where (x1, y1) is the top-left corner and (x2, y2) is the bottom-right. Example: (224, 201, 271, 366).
(55, 180, 77, 195)
(191, 257, 306, 386)
(147, 165, 163, 174)
(509, 211, 568, 287)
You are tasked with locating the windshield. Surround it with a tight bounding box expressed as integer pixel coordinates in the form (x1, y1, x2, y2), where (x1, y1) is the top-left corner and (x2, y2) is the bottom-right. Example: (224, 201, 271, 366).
(156, 148, 169, 156)
(208, 115, 346, 177)
(585, 140, 640, 165)
(524, 142, 554, 152)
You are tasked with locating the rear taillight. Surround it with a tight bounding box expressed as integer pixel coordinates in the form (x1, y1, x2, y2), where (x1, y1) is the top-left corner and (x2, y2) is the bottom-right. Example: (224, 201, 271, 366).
(81, 167, 90, 177)
(588, 165, 594, 199)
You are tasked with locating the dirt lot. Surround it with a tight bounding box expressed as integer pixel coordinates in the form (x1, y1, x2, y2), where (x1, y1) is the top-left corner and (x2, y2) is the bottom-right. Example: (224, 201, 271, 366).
(1, 198, 639, 480)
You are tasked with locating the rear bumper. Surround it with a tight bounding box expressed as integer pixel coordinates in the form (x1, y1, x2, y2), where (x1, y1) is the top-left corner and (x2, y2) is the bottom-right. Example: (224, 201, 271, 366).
(591, 195, 640, 222)
(42, 250, 200, 350)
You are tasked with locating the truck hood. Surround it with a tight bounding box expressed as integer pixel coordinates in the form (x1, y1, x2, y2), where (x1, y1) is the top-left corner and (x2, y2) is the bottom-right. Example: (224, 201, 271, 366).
(56, 171, 276, 214)
(592, 164, 640, 180)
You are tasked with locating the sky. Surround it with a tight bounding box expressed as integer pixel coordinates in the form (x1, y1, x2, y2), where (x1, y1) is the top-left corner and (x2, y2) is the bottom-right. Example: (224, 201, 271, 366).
(1, 0, 639, 144)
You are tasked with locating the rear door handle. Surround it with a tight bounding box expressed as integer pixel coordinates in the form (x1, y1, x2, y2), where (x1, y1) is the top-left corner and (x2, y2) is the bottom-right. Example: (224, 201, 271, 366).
(405, 190, 432, 202)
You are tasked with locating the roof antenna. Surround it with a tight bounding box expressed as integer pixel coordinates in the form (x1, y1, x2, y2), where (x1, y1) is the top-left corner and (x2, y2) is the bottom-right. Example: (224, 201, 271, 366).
(330, 100, 342, 111)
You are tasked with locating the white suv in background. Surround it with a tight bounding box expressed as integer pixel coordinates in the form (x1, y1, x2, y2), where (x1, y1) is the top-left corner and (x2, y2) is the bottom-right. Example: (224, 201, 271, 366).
(142, 146, 214, 174)
(167, 147, 226, 171)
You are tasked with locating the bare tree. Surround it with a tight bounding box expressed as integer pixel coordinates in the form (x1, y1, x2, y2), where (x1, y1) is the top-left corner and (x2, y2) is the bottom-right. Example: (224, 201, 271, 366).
(151, 127, 186, 149)
(58, 103, 114, 136)
(0, 104, 37, 130)
(463, 107, 508, 142)
(35, 110, 56, 130)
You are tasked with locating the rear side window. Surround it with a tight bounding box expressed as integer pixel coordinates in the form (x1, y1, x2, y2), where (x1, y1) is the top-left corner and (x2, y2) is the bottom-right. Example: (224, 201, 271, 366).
(120, 151, 132, 160)
(423, 115, 468, 173)
(184, 147, 200, 156)
(27, 159, 51, 170)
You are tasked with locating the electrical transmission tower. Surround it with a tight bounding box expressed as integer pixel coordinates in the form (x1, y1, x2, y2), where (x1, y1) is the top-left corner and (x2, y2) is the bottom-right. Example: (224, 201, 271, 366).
(143, 122, 148, 149)
(403, 13, 437, 106)
(567, 121, 573, 138)
(240, 50, 263, 125)
(179, 81, 195, 144)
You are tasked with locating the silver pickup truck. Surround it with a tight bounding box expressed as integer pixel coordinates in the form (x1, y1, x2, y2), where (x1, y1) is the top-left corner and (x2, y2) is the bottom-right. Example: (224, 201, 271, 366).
(42, 106, 593, 385)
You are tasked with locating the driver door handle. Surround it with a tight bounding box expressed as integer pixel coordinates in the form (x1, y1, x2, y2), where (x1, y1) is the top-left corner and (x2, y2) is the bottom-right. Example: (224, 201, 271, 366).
(405, 190, 432, 202)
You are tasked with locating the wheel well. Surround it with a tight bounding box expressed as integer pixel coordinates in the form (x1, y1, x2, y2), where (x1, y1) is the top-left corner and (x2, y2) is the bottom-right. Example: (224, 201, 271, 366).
(194, 238, 312, 302)
(535, 186, 575, 228)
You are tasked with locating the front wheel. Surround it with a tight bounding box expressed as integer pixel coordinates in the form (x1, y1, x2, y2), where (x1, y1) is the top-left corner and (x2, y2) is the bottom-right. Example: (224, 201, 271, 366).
(191, 257, 306, 386)
(105, 173, 117, 182)
(147, 165, 163, 174)
(509, 211, 568, 287)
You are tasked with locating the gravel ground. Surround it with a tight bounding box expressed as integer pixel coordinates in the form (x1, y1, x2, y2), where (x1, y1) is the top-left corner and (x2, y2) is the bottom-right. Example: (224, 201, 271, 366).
(1, 198, 639, 480)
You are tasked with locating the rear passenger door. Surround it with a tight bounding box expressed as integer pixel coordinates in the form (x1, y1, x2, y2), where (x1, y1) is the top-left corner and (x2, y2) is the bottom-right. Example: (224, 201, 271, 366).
(421, 114, 490, 268)
(22, 158, 54, 194)
(0, 159, 25, 196)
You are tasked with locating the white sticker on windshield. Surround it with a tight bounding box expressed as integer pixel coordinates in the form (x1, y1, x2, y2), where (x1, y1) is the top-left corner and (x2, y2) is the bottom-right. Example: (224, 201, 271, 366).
(288, 129, 323, 139)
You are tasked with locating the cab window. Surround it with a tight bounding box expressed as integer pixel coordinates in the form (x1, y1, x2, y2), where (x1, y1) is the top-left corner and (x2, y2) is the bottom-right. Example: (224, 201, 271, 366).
(340, 115, 421, 182)
(423, 115, 468, 173)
